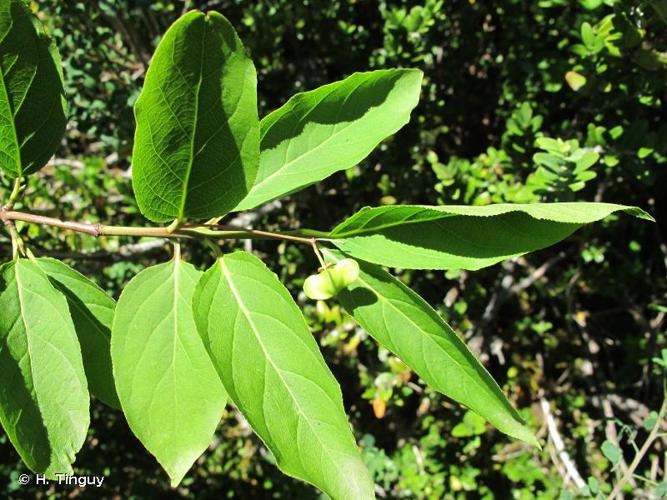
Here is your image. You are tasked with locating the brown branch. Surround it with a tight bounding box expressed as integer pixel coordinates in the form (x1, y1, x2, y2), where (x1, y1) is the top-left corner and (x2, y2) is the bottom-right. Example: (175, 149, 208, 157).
(185, 223, 314, 244)
(1, 208, 102, 236)
(0, 207, 316, 245)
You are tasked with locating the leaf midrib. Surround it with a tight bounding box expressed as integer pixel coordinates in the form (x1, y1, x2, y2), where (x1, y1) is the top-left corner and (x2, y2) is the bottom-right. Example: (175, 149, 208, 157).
(357, 272, 525, 432)
(249, 77, 384, 197)
(328, 251, 515, 415)
(251, 117, 359, 197)
(16, 263, 87, 439)
(12, 263, 41, 467)
(170, 260, 180, 437)
(178, 18, 208, 220)
(330, 208, 453, 238)
(0, 65, 22, 175)
(218, 258, 338, 483)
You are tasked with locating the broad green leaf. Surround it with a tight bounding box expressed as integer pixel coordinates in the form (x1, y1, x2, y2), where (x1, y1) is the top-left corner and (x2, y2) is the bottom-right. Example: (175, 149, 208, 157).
(36, 257, 120, 409)
(193, 251, 375, 499)
(132, 11, 259, 223)
(111, 260, 226, 486)
(235, 69, 423, 211)
(326, 202, 653, 270)
(0, 259, 89, 476)
(0, 0, 67, 177)
(324, 249, 537, 446)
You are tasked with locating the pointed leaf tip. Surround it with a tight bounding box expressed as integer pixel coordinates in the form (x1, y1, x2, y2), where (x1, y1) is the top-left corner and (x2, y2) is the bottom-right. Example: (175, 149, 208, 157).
(324, 248, 538, 446)
(193, 251, 375, 499)
(327, 202, 653, 270)
(111, 260, 226, 485)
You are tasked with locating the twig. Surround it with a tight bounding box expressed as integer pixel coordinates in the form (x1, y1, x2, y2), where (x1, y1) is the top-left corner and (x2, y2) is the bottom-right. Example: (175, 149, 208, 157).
(468, 253, 565, 355)
(46, 158, 86, 170)
(540, 397, 587, 489)
(198, 223, 314, 244)
(5, 221, 24, 260)
(311, 238, 327, 268)
(0, 207, 318, 245)
(4, 178, 22, 209)
(607, 393, 667, 499)
(602, 397, 637, 489)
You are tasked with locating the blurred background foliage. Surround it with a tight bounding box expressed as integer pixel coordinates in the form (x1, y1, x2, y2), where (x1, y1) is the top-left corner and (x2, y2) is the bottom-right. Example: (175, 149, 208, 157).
(0, 0, 665, 498)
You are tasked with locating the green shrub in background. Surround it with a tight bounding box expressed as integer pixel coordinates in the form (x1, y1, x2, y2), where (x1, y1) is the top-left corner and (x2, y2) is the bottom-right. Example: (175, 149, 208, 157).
(0, 0, 665, 498)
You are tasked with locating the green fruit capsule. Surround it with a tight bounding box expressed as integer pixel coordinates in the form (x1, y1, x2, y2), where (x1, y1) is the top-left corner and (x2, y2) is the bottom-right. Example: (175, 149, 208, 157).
(303, 258, 360, 300)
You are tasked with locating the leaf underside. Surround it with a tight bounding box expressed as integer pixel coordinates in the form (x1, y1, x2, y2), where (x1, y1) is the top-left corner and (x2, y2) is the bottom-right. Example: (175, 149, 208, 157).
(111, 260, 226, 486)
(132, 11, 259, 222)
(0, 0, 67, 177)
(193, 251, 375, 500)
(36, 257, 120, 409)
(235, 69, 423, 211)
(328, 202, 653, 270)
(0, 259, 89, 477)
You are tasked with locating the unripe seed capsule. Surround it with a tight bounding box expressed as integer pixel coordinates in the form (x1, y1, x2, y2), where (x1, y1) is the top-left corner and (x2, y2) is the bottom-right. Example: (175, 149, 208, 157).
(303, 258, 359, 300)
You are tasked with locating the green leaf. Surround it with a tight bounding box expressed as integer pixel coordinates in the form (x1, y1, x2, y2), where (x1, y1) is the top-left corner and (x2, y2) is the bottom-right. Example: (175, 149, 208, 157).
(587, 476, 600, 495)
(643, 411, 658, 431)
(451, 411, 487, 438)
(132, 11, 259, 223)
(36, 257, 120, 409)
(533, 152, 562, 170)
(574, 150, 599, 171)
(655, 481, 667, 497)
(601, 440, 622, 465)
(0, 0, 67, 177)
(581, 22, 596, 48)
(324, 249, 537, 446)
(193, 251, 375, 499)
(235, 69, 423, 211)
(111, 260, 226, 486)
(0, 259, 89, 477)
(326, 203, 653, 270)
(565, 70, 587, 92)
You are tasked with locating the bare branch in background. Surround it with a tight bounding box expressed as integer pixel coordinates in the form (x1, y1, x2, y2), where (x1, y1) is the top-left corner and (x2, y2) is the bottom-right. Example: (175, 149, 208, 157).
(540, 397, 587, 490)
(468, 252, 566, 357)
(607, 394, 667, 499)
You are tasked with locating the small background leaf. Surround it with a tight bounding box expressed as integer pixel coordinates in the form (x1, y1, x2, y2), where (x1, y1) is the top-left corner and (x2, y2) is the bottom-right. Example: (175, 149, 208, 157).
(601, 440, 622, 465)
